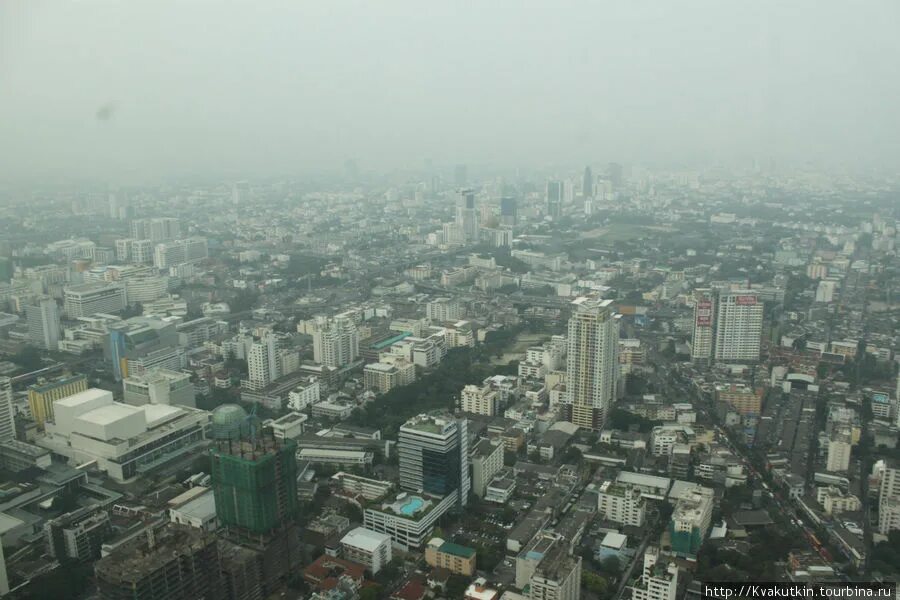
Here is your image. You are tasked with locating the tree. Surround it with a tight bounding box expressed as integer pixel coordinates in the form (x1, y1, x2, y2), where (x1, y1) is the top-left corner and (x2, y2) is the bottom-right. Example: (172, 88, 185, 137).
(359, 585, 382, 600)
(582, 571, 609, 596)
(12, 346, 43, 371)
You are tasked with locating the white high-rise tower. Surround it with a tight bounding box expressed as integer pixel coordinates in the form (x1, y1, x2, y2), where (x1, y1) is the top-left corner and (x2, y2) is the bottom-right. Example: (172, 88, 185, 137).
(714, 291, 763, 363)
(565, 298, 619, 430)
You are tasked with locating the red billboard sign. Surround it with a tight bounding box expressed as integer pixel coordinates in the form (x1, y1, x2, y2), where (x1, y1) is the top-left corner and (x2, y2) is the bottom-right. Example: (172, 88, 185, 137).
(735, 295, 757, 305)
(696, 300, 712, 326)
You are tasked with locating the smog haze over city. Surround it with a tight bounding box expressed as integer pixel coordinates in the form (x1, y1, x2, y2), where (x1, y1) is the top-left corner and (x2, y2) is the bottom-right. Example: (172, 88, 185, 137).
(3, 1, 900, 182)
(0, 2, 898, 600)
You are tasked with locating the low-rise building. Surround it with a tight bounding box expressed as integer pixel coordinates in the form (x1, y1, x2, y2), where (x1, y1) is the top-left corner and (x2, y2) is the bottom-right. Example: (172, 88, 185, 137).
(425, 537, 476, 576)
(341, 527, 393, 574)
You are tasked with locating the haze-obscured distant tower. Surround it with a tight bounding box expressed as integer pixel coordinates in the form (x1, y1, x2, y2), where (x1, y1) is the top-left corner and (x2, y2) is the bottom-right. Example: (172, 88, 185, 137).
(455, 189, 478, 243)
(714, 292, 763, 363)
(26, 296, 60, 351)
(565, 299, 619, 430)
(546, 180, 563, 218)
(454, 164, 468, 187)
(499, 196, 517, 226)
(582, 166, 594, 199)
(607, 163, 623, 190)
(690, 290, 715, 365)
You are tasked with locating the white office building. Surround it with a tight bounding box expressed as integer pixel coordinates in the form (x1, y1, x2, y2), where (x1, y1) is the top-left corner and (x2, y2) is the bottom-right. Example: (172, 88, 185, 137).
(287, 377, 320, 411)
(123, 368, 196, 408)
(598, 481, 646, 527)
(64, 282, 127, 318)
(26, 296, 60, 350)
(153, 238, 208, 268)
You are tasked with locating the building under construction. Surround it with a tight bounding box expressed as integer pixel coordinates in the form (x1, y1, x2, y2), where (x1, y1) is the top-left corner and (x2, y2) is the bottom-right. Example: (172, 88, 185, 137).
(209, 432, 304, 596)
(209, 434, 298, 535)
(94, 524, 222, 600)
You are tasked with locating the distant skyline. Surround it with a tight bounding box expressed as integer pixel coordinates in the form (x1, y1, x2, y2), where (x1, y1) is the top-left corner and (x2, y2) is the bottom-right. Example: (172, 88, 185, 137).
(2, 1, 900, 182)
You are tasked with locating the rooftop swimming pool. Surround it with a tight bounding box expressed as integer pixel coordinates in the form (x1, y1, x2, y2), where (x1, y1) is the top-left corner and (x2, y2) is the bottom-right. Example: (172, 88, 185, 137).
(398, 496, 425, 515)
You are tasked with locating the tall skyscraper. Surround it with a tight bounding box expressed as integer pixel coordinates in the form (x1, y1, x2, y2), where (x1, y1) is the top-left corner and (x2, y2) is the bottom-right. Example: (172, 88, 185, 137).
(690, 290, 715, 364)
(0, 377, 14, 443)
(26, 296, 60, 350)
(398, 412, 470, 508)
(565, 298, 619, 430)
(210, 436, 299, 535)
(455, 189, 478, 243)
(546, 180, 563, 218)
(582, 165, 594, 198)
(714, 291, 763, 363)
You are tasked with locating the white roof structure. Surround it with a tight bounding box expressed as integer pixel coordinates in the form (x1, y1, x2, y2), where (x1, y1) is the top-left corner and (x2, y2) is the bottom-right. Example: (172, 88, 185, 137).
(143, 404, 184, 428)
(341, 526, 391, 552)
(601, 532, 627, 550)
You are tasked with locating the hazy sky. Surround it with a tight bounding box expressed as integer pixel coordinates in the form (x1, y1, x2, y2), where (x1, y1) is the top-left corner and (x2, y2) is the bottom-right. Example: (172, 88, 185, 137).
(2, 1, 899, 182)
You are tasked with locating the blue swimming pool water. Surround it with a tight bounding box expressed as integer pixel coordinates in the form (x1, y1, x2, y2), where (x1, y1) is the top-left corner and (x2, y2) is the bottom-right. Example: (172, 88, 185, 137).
(399, 497, 424, 515)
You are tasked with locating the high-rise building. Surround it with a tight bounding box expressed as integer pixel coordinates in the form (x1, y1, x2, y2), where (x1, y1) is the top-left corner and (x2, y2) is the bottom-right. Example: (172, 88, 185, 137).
(460, 384, 500, 416)
(210, 436, 298, 535)
(426, 297, 464, 323)
(826, 427, 852, 472)
(95, 525, 222, 600)
(27, 373, 88, 426)
(669, 485, 713, 558)
(26, 296, 60, 350)
(107, 317, 182, 381)
(123, 368, 196, 408)
(44, 505, 112, 561)
(546, 180, 563, 218)
(0, 377, 14, 443)
(607, 162, 623, 189)
(528, 539, 582, 600)
(628, 547, 678, 600)
(453, 164, 468, 187)
(153, 238, 208, 268)
(582, 166, 594, 199)
(470, 438, 504, 498)
(398, 412, 469, 508)
(312, 316, 359, 368)
(130, 217, 182, 242)
(690, 289, 715, 364)
(455, 189, 478, 243)
(63, 282, 127, 318)
(499, 196, 517, 226)
(877, 460, 900, 536)
(598, 481, 646, 527)
(565, 298, 619, 431)
(714, 291, 763, 363)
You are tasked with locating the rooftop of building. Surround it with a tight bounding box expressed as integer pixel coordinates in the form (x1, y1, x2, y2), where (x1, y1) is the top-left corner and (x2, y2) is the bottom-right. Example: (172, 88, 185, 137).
(341, 526, 391, 552)
(94, 524, 215, 583)
(401, 412, 459, 435)
(437, 540, 476, 559)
